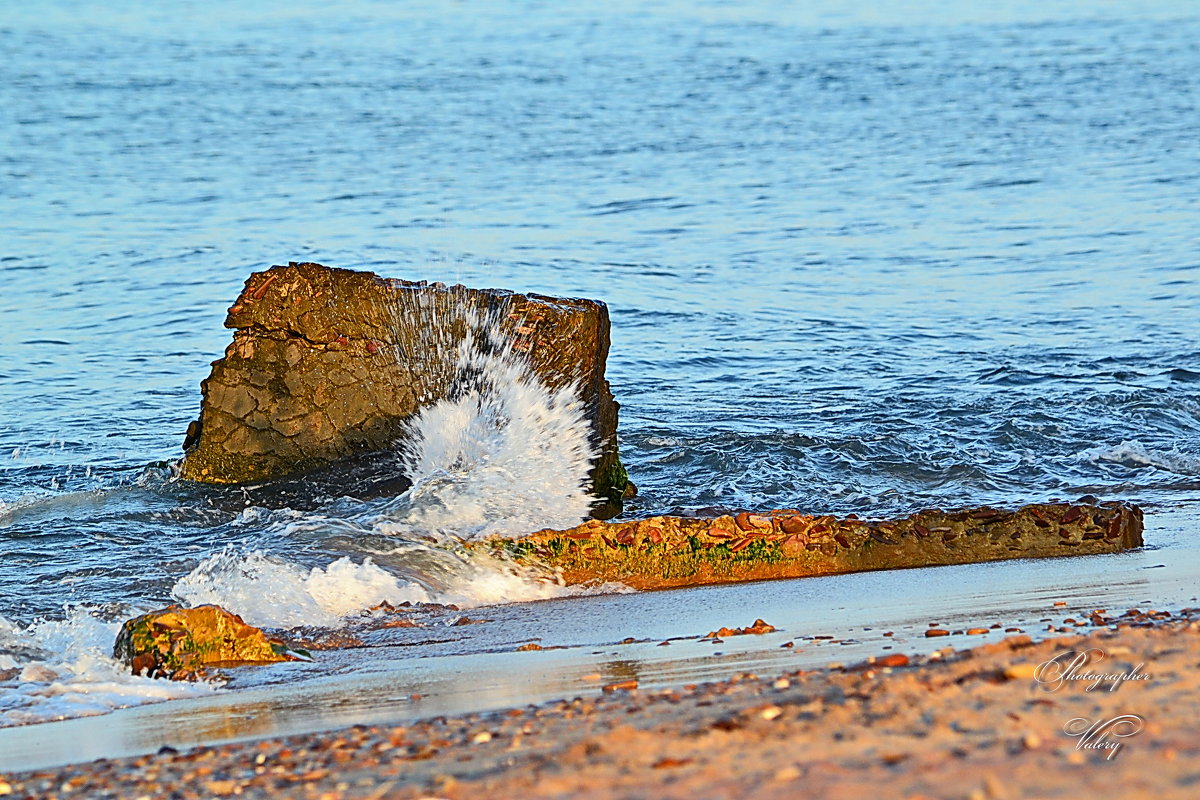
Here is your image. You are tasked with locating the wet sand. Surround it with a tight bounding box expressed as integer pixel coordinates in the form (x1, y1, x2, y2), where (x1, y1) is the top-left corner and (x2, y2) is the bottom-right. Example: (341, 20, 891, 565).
(2, 606, 1196, 799)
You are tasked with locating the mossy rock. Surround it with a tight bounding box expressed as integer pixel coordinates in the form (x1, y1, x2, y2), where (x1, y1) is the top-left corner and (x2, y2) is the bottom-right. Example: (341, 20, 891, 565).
(479, 502, 1144, 590)
(113, 605, 309, 680)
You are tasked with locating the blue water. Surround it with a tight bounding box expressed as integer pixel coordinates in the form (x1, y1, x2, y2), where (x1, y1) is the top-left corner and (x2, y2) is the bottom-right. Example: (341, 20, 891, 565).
(2, 0, 1199, 732)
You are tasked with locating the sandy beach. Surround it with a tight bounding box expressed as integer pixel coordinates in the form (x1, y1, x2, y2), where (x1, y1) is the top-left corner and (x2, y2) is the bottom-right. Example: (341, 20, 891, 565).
(2, 606, 1195, 799)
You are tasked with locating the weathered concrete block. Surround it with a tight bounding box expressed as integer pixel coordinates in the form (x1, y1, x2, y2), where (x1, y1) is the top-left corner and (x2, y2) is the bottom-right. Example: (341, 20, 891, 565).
(481, 502, 1144, 590)
(179, 263, 632, 510)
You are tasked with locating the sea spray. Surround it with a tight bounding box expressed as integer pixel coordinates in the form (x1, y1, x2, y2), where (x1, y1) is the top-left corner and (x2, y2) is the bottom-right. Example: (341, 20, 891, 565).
(0, 297, 615, 728)
(0, 608, 215, 726)
(169, 544, 623, 630)
(169, 307, 606, 627)
(389, 306, 597, 539)
(171, 549, 432, 629)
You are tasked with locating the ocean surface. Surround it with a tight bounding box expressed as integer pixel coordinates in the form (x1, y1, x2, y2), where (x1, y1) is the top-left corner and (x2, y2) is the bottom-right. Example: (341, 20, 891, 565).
(2, 0, 1199, 750)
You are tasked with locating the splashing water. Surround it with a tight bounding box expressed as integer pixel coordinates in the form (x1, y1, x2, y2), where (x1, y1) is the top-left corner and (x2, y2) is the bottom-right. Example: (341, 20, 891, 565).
(0, 609, 216, 727)
(167, 305, 605, 628)
(389, 305, 598, 539)
(0, 300, 612, 727)
(169, 546, 623, 630)
(171, 550, 433, 629)
(1082, 441, 1200, 476)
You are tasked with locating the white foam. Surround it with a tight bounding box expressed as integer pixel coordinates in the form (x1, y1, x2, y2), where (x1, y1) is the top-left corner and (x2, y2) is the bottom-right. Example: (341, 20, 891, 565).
(0, 608, 215, 727)
(1084, 441, 1200, 475)
(0, 301, 625, 728)
(172, 549, 432, 629)
(0, 492, 50, 527)
(393, 311, 597, 539)
(170, 545, 628, 629)
(166, 308, 617, 629)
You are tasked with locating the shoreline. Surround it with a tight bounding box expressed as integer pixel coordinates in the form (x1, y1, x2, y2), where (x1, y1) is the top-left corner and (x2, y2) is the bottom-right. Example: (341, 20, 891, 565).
(2, 607, 1196, 799)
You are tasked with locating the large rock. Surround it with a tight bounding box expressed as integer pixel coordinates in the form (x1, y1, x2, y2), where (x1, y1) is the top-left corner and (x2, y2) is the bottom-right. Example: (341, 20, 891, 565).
(481, 501, 1144, 590)
(179, 262, 632, 510)
(113, 605, 309, 680)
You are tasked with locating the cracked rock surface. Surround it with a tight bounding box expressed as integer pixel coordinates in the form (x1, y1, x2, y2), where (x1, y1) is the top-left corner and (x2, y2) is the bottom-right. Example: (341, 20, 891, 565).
(179, 262, 630, 508)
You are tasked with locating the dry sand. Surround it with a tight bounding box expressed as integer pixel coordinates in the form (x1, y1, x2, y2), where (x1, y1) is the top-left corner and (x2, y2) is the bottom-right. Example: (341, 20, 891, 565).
(1, 607, 1197, 799)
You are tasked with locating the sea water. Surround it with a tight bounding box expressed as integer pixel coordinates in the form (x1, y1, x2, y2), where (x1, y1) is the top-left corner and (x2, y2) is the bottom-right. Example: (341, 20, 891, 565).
(2, 0, 1199, 730)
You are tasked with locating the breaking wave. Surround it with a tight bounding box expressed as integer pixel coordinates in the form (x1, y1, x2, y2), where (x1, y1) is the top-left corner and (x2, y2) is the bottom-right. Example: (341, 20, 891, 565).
(389, 306, 597, 539)
(0, 609, 216, 727)
(1083, 441, 1200, 475)
(169, 547, 604, 630)
(0, 302, 613, 727)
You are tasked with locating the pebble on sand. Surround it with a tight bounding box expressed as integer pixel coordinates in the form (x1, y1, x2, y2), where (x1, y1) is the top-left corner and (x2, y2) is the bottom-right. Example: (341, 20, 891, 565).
(876, 653, 910, 668)
(705, 619, 776, 638)
(1003, 663, 1038, 681)
(602, 679, 639, 693)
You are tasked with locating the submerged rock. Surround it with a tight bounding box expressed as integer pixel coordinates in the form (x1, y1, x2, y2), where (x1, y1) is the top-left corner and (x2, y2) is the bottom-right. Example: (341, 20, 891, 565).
(179, 262, 633, 513)
(113, 605, 309, 680)
(481, 501, 1144, 590)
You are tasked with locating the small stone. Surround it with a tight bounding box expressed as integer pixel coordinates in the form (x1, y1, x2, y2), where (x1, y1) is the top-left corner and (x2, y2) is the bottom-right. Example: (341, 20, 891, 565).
(516, 643, 543, 652)
(602, 679, 638, 693)
(760, 705, 783, 721)
(1022, 732, 1041, 750)
(774, 766, 801, 782)
(705, 619, 775, 638)
(925, 629, 950, 638)
(773, 678, 790, 689)
(877, 653, 910, 668)
(0, 782, 11, 796)
(966, 628, 989, 635)
(472, 731, 492, 744)
(1004, 663, 1038, 681)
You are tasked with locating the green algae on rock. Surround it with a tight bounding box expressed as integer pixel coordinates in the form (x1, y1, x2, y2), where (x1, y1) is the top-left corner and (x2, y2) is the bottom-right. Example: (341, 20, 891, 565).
(178, 262, 633, 511)
(479, 502, 1144, 591)
(113, 605, 310, 680)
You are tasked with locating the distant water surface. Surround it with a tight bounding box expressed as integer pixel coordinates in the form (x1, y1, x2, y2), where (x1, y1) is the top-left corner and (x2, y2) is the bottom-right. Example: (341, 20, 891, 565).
(1, 0, 1198, 730)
